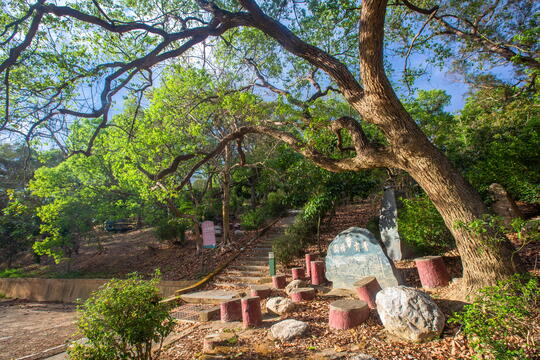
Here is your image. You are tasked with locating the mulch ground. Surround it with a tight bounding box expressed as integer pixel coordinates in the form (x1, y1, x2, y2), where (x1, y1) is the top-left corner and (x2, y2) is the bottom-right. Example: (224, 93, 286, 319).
(9, 226, 258, 281)
(162, 198, 540, 360)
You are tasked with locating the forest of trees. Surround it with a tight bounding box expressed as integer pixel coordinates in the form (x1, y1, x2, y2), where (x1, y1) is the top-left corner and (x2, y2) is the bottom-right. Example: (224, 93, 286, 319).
(0, 0, 538, 286)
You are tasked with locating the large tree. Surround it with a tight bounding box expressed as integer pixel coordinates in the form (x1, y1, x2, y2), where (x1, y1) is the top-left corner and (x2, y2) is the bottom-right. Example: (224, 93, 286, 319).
(1, 0, 533, 287)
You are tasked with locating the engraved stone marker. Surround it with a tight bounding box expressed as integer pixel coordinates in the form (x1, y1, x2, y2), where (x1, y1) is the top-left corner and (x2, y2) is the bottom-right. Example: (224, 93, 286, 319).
(202, 220, 216, 248)
(379, 186, 403, 261)
(325, 227, 400, 289)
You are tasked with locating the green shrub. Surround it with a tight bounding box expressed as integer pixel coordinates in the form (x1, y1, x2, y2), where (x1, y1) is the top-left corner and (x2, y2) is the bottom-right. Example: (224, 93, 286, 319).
(397, 195, 454, 255)
(68, 272, 174, 360)
(240, 208, 267, 230)
(264, 191, 287, 218)
(272, 234, 304, 265)
(154, 218, 188, 246)
(450, 275, 540, 360)
(0, 268, 25, 278)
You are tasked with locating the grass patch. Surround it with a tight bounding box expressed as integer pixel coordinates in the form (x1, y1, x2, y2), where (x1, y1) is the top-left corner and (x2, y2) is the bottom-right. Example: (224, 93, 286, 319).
(0, 268, 26, 278)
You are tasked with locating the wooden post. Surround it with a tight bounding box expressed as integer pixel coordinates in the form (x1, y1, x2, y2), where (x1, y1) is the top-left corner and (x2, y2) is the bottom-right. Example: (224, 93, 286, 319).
(241, 296, 262, 328)
(289, 287, 316, 302)
(310, 260, 326, 285)
(220, 299, 242, 322)
(250, 285, 271, 299)
(291, 267, 305, 280)
(328, 299, 369, 330)
(415, 256, 450, 288)
(305, 253, 312, 277)
(353, 276, 381, 309)
(272, 275, 287, 289)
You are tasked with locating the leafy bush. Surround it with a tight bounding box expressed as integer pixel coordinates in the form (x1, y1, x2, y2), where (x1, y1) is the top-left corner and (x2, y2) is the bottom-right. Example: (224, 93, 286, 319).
(154, 218, 188, 246)
(68, 273, 174, 360)
(397, 195, 454, 255)
(450, 275, 540, 360)
(240, 208, 267, 230)
(241, 191, 287, 230)
(272, 234, 304, 265)
(0, 268, 25, 278)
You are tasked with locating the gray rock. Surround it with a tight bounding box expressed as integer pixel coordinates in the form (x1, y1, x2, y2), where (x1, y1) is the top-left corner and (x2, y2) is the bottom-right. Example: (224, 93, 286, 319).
(379, 186, 403, 261)
(349, 354, 378, 360)
(325, 227, 401, 289)
(270, 319, 308, 340)
(234, 229, 245, 236)
(266, 297, 295, 315)
(285, 279, 308, 295)
(375, 286, 445, 342)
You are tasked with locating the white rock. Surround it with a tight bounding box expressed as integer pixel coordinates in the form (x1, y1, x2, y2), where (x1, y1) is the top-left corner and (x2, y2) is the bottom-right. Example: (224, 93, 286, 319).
(349, 354, 378, 360)
(270, 319, 308, 340)
(266, 297, 295, 315)
(285, 279, 307, 295)
(375, 286, 445, 342)
(234, 229, 244, 235)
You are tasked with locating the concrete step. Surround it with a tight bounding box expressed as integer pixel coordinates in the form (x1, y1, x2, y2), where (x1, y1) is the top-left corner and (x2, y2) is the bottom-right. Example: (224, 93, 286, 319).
(222, 270, 267, 277)
(179, 289, 243, 304)
(213, 282, 251, 289)
(241, 258, 268, 263)
(229, 264, 268, 272)
(215, 276, 271, 284)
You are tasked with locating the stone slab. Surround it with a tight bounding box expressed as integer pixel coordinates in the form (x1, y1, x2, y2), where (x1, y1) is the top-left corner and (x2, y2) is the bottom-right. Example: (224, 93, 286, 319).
(379, 186, 403, 260)
(325, 227, 401, 290)
(180, 290, 242, 304)
(199, 306, 221, 322)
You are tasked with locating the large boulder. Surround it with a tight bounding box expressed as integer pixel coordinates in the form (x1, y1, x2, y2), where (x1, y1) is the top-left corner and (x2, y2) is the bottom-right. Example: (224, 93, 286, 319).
(285, 279, 308, 295)
(266, 297, 295, 315)
(325, 227, 401, 289)
(270, 319, 308, 341)
(376, 286, 445, 342)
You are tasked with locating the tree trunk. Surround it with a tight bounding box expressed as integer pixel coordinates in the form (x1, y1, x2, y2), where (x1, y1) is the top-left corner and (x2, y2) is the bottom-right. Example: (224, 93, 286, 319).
(221, 144, 232, 245)
(403, 146, 521, 287)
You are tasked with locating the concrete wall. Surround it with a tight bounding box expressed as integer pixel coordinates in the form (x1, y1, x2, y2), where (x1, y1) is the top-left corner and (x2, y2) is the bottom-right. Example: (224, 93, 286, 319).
(0, 278, 192, 303)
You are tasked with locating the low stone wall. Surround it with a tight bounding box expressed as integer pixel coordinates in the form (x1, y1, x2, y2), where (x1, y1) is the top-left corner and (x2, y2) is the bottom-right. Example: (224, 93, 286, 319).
(0, 278, 192, 303)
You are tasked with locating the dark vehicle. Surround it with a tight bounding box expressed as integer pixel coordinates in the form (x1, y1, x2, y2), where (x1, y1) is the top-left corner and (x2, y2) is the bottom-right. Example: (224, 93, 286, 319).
(103, 219, 136, 233)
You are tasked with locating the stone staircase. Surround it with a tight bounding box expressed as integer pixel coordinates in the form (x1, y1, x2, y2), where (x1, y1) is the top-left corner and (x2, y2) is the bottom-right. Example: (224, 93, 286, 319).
(213, 237, 274, 289)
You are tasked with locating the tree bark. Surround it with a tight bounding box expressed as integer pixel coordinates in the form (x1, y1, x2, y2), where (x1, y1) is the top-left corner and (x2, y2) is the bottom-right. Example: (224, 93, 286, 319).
(221, 144, 232, 245)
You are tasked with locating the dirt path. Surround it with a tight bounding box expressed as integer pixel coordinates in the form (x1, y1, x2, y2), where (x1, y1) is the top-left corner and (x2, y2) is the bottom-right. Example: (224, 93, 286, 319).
(0, 300, 77, 360)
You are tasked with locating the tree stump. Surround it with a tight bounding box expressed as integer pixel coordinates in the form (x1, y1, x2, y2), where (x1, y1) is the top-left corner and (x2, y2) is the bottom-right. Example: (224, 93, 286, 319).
(305, 253, 313, 277)
(310, 260, 326, 285)
(250, 285, 271, 299)
(415, 256, 450, 288)
(272, 275, 287, 289)
(289, 287, 316, 302)
(220, 298, 242, 322)
(291, 267, 305, 280)
(328, 299, 369, 330)
(353, 276, 381, 309)
(241, 296, 262, 328)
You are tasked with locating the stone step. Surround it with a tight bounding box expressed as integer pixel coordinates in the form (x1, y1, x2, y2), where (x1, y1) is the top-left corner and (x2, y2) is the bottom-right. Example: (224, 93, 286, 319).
(215, 276, 272, 284)
(222, 270, 267, 277)
(229, 264, 268, 272)
(241, 258, 268, 264)
(179, 289, 243, 304)
(213, 282, 251, 289)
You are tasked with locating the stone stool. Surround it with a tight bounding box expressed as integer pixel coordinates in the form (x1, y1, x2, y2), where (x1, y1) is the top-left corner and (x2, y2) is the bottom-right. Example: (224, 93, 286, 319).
(415, 256, 450, 288)
(310, 260, 326, 285)
(272, 275, 287, 289)
(250, 285, 271, 299)
(291, 267, 305, 280)
(220, 298, 242, 322)
(353, 276, 382, 309)
(241, 296, 262, 328)
(328, 299, 369, 330)
(289, 287, 316, 302)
